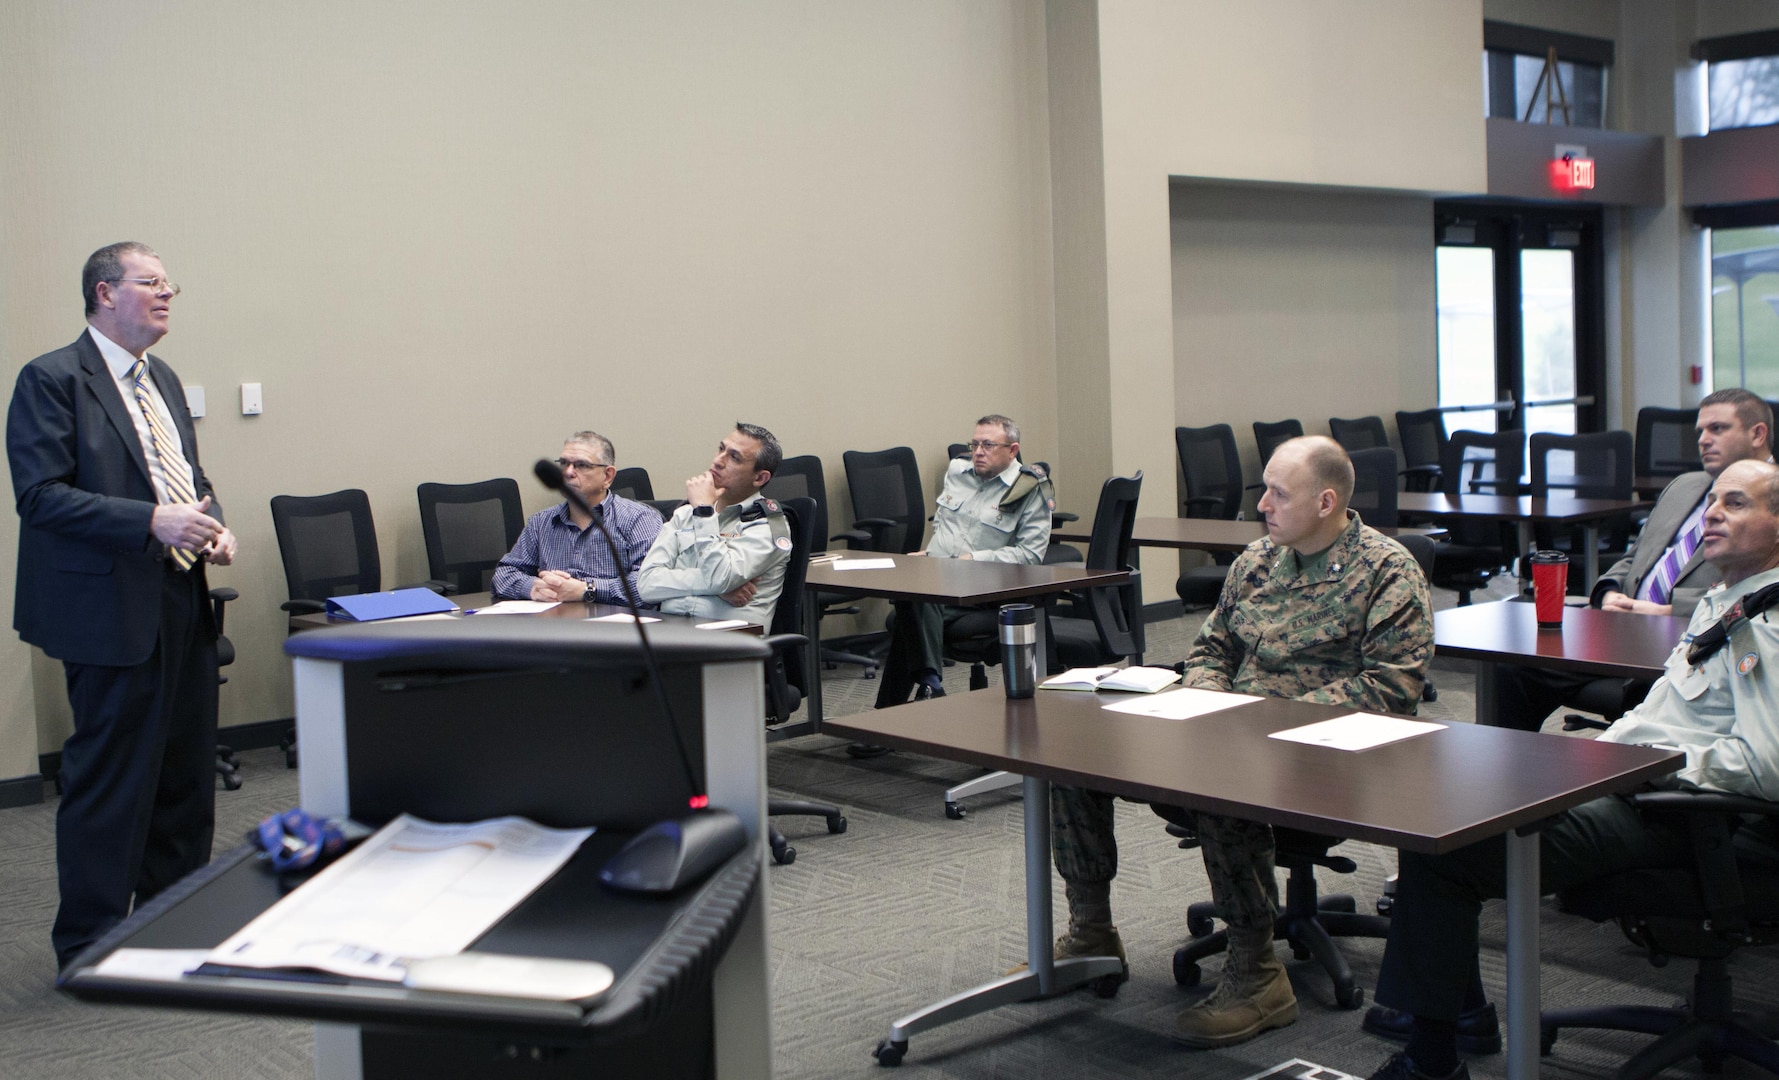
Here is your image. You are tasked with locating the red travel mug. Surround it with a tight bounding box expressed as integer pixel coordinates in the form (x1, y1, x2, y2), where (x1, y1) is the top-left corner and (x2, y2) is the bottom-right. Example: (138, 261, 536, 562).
(1530, 550, 1569, 629)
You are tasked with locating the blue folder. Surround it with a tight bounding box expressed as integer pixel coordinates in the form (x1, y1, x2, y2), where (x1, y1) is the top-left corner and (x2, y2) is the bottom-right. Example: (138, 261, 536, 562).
(324, 588, 458, 622)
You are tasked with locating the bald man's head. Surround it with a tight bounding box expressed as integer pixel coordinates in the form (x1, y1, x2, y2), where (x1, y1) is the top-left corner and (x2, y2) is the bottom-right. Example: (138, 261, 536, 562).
(1702, 459, 1779, 587)
(1257, 436, 1355, 554)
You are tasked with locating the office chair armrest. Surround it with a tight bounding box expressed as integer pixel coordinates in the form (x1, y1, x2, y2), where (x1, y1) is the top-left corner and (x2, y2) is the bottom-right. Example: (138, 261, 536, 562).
(1051, 511, 1079, 525)
(1182, 496, 1225, 517)
(395, 579, 455, 596)
(280, 599, 326, 615)
(209, 587, 239, 603)
(849, 517, 895, 531)
(763, 633, 809, 652)
(1401, 465, 1441, 479)
(1627, 790, 1779, 819)
(831, 529, 873, 548)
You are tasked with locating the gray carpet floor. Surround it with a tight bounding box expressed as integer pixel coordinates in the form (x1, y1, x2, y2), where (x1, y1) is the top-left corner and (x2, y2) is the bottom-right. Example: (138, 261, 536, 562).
(3, 575, 1776, 1078)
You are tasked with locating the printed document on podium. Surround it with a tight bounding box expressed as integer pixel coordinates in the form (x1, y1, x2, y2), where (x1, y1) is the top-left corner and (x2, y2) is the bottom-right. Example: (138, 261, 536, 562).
(206, 815, 592, 981)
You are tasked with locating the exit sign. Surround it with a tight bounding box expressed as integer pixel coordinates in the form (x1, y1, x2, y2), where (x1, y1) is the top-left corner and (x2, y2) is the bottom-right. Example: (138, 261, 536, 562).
(1550, 155, 1596, 192)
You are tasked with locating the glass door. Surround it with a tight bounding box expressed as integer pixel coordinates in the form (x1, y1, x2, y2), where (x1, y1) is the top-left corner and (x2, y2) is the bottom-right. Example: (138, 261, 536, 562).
(1434, 204, 1605, 447)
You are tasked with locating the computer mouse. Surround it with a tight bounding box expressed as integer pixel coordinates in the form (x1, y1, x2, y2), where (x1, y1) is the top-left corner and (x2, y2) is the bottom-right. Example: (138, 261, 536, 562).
(598, 809, 749, 895)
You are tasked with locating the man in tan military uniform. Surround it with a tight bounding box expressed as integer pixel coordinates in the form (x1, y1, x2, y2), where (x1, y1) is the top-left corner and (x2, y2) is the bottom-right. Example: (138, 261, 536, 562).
(638, 422, 792, 628)
(867, 414, 1054, 713)
(1049, 436, 1433, 1048)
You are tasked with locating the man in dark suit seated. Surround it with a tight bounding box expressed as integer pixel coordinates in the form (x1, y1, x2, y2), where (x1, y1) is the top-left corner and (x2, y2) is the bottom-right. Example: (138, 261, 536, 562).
(1490, 388, 1772, 733)
(8, 242, 238, 970)
(1363, 457, 1779, 1080)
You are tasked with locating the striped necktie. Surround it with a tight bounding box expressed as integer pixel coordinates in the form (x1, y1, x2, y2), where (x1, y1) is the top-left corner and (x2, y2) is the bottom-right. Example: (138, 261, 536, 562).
(129, 360, 199, 570)
(1645, 512, 1705, 607)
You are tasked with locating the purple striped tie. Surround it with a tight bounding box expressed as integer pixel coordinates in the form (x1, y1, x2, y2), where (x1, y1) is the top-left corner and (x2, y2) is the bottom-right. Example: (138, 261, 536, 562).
(1646, 516, 1704, 607)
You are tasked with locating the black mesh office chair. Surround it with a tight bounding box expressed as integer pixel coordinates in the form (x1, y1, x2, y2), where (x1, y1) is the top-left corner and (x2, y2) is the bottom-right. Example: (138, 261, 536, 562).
(1542, 791, 1779, 1079)
(1252, 419, 1304, 470)
(1329, 415, 1390, 453)
(1394, 408, 1447, 492)
(763, 455, 877, 677)
(1634, 406, 1701, 480)
(1428, 430, 1524, 605)
(1528, 430, 1634, 575)
(840, 447, 926, 555)
(1174, 425, 1244, 608)
(1347, 447, 1401, 528)
(270, 489, 448, 767)
(943, 473, 1144, 820)
(416, 478, 525, 596)
(1049, 472, 1145, 669)
(760, 496, 847, 864)
(610, 467, 654, 502)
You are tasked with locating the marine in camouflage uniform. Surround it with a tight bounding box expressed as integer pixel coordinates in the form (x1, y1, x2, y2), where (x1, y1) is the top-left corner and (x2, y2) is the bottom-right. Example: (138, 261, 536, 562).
(1051, 436, 1432, 1047)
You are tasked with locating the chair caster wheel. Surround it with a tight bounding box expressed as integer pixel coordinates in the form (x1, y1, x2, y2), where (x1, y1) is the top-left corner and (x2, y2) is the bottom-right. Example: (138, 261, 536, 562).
(827, 815, 848, 834)
(1186, 913, 1215, 938)
(1336, 983, 1365, 1009)
(1173, 953, 1201, 987)
(874, 1038, 906, 1066)
(220, 773, 243, 792)
(1376, 895, 1393, 917)
(773, 845, 796, 865)
(1090, 973, 1124, 999)
(945, 803, 965, 820)
(1540, 1027, 1558, 1055)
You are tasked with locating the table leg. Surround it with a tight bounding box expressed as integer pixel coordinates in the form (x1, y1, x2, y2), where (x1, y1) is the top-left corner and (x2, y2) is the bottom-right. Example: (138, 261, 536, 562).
(803, 591, 824, 733)
(1475, 661, 1498, 729)
(1504, 828, 1540, 1080)
(1516, 521, 1534, 592)
(873, 776, 1123, 1065)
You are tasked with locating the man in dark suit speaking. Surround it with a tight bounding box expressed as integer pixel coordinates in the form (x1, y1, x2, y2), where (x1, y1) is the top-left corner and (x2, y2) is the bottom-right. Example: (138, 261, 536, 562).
(7, 242, 237, 969)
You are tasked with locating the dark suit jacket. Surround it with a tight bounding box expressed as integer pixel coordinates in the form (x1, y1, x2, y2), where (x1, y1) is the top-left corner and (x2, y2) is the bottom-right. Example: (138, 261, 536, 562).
(1589, 469, 1714, 611)
(8, 332, 221, 666)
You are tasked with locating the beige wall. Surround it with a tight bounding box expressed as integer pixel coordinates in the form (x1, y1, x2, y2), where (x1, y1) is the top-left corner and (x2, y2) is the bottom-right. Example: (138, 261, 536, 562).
(1169, 183, 1440, 503)
(0, 1, 1058, 772)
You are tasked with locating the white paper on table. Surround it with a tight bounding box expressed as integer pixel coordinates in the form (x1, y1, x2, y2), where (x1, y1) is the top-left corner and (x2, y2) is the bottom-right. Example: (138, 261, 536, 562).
(1268, 713, 1444, 752)
(206, 814, 593, 982)
(588, 612, 661, 624)
(1101, 686, 1261, 720)
(92, 948, 213, 981)
(384, 612, 459, 622)
(471, 600, 560, 615)
(696, 619, 752, 631)
(831, 558, 896, 571)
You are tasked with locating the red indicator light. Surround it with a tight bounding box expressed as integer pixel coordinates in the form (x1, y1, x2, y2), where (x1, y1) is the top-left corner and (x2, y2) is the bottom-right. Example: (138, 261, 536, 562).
(688, 794, 710, 809)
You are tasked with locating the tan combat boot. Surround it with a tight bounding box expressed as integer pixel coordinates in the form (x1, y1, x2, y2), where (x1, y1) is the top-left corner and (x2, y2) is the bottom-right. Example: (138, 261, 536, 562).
(1007, 921, 1128, 983)
(1171, 930, 1297, 1048)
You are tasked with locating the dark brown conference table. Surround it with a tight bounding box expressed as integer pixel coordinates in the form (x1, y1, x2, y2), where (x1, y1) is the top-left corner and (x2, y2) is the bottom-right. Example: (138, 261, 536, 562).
(1431, 599, 1689, 1078)
(798, 553, 1130, 737)
(827, 687, 1680, 1075)
(1396, 492, 1643, 591)
(1051, 515, 1446, 551)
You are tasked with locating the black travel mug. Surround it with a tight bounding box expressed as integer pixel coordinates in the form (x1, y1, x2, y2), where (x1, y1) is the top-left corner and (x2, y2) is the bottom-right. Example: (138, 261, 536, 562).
(1000, 603, 1038, 699)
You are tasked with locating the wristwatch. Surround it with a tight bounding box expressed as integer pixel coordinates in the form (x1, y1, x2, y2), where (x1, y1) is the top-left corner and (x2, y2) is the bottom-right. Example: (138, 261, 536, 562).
(691, 504, 715, 518)
(582, 581, 599, 603)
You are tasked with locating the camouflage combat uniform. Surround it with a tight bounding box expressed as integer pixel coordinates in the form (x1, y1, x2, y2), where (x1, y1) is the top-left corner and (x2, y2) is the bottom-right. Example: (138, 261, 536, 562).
(1051, 511, 1433, 935)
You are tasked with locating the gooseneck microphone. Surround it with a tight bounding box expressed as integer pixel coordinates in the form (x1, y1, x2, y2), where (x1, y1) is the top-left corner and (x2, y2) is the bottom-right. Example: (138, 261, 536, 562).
(534, 459, 705, 808)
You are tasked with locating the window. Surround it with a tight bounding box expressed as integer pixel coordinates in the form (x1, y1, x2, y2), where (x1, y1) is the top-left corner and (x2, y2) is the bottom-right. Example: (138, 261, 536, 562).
(1697, 29, 1779, 132)
(1482, 21, 1613, 129)
(1711, 224, 1779, 394)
